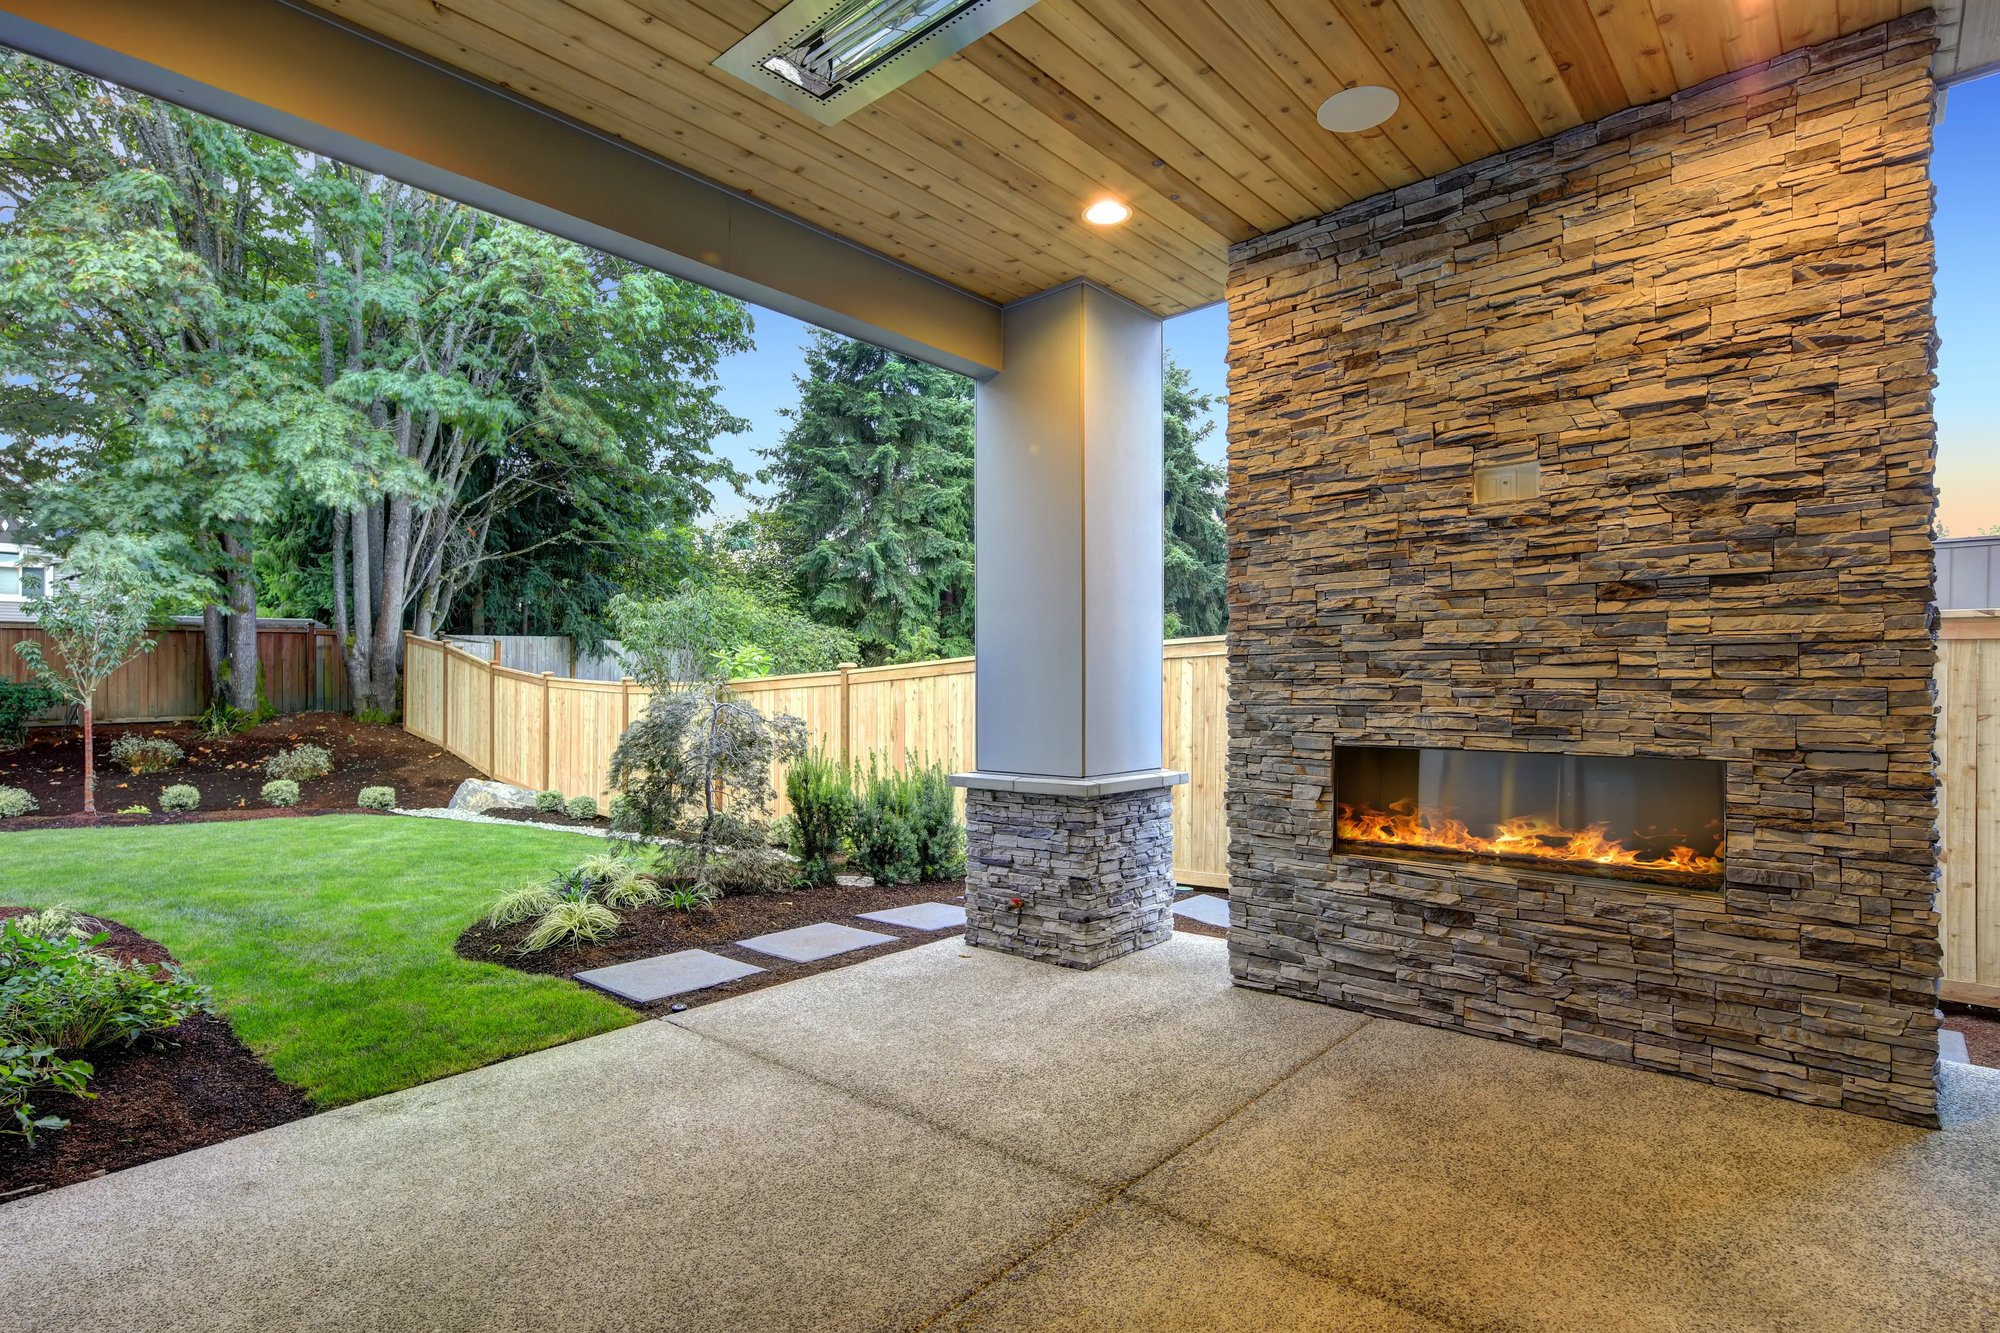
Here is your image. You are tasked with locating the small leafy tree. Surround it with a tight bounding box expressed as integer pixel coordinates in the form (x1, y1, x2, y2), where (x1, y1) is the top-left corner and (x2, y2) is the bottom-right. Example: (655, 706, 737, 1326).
(608, 681, 807, 877)
(13, 540, 175, 815)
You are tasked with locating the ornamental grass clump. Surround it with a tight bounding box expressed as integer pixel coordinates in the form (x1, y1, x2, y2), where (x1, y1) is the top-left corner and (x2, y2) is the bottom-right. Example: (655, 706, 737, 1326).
(357, 786, 397, 810)
(159, 784, 201, 813)
(485, 853, 668, 953)
(263, 743, 333, 784)
(0, 786, 37, 820)
(262, 779, 301, 808)
(107, 734, 183, 775)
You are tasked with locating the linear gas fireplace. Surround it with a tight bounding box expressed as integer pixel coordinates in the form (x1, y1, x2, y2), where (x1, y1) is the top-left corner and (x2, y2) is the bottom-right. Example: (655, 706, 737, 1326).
(1335, 747, 1726, 891)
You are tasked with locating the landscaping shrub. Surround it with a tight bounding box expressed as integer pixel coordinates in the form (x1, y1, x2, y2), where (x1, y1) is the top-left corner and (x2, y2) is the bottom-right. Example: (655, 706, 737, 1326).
(608, 794, 640, 833)
(0, 919, 212, 1141)
(117, 805, 151, 816)
(3, 1042, 92, 1145)
(565, 794, 600, 821)
(0, 786, 38, 820)
(159, 784, 201, 813)
(108, 734, 184, 775)
(657, 882, 718, 913)
(850, 765, 919, 886)
(697, 844, 795, 897)
(908, 762, 966, 882)
(576, 851, 656, 909)
(263, 743, 333, 783)
(12, 907, 97, 941)
(0, 681, 60, 751)
(357, 786, 397, 810)
(534, 789, 565, 813)
(0, 919, 212, 1052)
(519, 898, 620, 954)
(784, 748, 855, 889)
(262, 779, 301, 807)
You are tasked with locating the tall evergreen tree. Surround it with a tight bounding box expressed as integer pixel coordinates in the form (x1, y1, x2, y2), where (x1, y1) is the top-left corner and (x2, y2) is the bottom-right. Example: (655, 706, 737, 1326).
(760, 331, 974, 662)
(1162, 359, 1228, 637)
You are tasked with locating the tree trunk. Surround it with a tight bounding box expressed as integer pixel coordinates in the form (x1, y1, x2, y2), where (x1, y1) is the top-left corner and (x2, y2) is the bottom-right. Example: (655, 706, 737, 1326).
(222, 533, 259, 713)
(202, 603, 227, 703)
(365, 495, 414, 715)
(347, 506, 374, 710)
(81, 701, 96, 816)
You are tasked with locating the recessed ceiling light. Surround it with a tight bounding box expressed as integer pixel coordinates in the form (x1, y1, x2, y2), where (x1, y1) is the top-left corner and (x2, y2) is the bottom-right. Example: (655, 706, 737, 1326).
(1083, 199, 1131, 226)
(1317, 85, 1399, 133)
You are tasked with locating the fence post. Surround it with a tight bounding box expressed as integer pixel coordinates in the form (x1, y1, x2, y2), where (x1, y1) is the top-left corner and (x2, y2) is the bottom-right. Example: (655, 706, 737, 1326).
(621, 677, 634, 735)
(541, 671, 553, 791)
(838, 662, 857, 765)
(436, 635, 450, 752)
(486, 639, 499, 774)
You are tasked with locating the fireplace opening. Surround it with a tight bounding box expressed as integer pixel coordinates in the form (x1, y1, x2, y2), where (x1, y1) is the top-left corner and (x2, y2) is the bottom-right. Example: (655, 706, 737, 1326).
(1334, 746, 1725, 890)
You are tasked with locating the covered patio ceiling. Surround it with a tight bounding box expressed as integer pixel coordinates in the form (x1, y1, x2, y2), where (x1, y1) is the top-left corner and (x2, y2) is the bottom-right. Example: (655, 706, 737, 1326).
(303, 0, 1979, 316)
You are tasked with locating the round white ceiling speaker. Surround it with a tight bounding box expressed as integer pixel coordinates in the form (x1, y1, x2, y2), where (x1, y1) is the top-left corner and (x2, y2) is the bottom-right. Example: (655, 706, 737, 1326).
(1316, 85, 1400, 133)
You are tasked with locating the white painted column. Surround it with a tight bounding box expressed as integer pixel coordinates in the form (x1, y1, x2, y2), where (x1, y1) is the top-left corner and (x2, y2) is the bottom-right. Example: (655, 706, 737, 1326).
(951, 280, 1186, 969)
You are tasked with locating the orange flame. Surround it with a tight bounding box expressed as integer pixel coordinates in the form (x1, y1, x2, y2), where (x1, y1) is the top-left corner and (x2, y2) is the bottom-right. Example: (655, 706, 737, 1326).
(1337, 801, 1722, 881)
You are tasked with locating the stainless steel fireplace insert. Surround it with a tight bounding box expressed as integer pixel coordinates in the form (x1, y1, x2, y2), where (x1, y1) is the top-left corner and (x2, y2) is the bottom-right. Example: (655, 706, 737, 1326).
(1334, 746, 1725, 890)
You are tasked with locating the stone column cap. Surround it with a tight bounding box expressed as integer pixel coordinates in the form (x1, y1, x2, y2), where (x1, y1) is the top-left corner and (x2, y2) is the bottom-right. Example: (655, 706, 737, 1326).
(948, 768, 1189, 798)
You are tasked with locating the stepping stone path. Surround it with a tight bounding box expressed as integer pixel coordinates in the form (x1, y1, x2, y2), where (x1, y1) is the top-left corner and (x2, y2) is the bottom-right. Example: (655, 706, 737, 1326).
(857, 902, 967, 931)
(575, 949, 764, 1003)
(739, 922, 896, 963)
(1171, 893, 1231, 928)
(1942, 1029, 1970, 1064)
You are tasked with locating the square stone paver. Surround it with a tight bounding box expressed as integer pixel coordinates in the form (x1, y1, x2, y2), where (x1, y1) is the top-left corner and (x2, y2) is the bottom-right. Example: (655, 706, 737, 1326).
(857, 902, 967, 932)
(575, 949, 764, 1003)
(739, 922, 897, 963)
(1171, 893, 1231, 928)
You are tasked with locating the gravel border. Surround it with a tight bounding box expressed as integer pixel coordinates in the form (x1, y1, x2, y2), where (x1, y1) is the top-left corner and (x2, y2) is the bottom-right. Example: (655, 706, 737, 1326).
(388, 805, 664, 845)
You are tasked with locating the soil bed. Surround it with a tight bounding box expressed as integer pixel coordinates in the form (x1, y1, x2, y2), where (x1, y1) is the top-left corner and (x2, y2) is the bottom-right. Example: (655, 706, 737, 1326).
(1943, 1005, 2000, 1069)
(459, 879, 973, 1012)
(482, 807, 609, 830)
(460, 878, 1233, 1011)
(0, 713, 479, 828)
(0, 908, 309, 1202)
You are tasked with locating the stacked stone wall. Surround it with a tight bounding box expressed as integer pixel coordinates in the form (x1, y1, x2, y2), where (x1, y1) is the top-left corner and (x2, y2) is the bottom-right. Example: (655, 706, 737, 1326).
(1224, 17, 1943, 1124)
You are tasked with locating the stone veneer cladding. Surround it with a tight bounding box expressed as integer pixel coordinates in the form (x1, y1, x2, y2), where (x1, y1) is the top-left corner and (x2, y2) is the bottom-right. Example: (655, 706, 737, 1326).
(1223, 18, 1943, 1125)
(963, 788, 1176, 969)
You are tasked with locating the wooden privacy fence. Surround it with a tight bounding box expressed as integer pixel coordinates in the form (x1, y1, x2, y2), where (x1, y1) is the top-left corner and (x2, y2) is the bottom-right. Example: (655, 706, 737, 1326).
(0, 620, 349, 723)
(402, 632, 1232, 889)
(1939, 613, 2000, 1007)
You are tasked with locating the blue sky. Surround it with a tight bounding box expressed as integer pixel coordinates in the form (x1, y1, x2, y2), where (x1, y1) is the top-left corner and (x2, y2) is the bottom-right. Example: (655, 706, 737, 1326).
(709, 75, 1999, 531)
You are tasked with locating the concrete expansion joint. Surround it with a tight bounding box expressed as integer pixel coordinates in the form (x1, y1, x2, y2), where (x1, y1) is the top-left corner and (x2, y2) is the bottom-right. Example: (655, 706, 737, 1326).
(914, 1017, 1398, 1331)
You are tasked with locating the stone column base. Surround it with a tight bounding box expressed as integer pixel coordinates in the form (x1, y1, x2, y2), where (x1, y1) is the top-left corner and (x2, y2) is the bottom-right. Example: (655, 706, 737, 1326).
(956, 778, 1181, 970)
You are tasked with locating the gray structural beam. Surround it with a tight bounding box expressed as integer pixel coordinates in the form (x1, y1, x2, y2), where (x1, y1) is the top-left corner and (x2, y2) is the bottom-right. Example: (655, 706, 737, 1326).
(0, 0, 1005, 379)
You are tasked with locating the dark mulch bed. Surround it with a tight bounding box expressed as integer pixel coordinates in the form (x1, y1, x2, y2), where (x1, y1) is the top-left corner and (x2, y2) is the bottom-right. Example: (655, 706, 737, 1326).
(0, 908, 309, 1202)
(1943, 1005, 2000, 1069)
(0, 712, 480, 828)
(459, 879, 974, 1012)
(483, 807, 608, 830)
(460, 878, 1235, 1012)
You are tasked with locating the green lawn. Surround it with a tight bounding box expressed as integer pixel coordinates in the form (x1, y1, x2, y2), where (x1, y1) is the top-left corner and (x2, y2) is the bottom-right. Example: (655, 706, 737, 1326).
(4, 816, 638, 1107)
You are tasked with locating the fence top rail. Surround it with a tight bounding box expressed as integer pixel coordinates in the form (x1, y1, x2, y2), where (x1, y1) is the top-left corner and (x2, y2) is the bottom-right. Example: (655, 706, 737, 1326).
(400, 633, 1228, 692)
(1941, 611, 2000, 640)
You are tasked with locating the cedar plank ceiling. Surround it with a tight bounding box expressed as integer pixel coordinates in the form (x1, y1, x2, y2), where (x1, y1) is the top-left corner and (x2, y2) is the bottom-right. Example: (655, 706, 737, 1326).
(310, 0, 1948, 316)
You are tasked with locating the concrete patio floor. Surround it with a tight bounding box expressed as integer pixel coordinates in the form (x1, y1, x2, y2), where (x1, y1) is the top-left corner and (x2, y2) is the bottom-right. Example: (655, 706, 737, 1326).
(4, 934, 1997, 1332)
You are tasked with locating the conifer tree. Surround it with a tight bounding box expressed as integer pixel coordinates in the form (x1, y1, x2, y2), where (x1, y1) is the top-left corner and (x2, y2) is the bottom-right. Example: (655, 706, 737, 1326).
(1162, 360, 1228, 636)
(760, 332, 974, 661)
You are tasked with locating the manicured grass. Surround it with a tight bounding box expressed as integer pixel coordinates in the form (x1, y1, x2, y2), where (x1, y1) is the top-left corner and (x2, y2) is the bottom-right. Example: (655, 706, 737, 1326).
(4, 816, 638, 1107)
